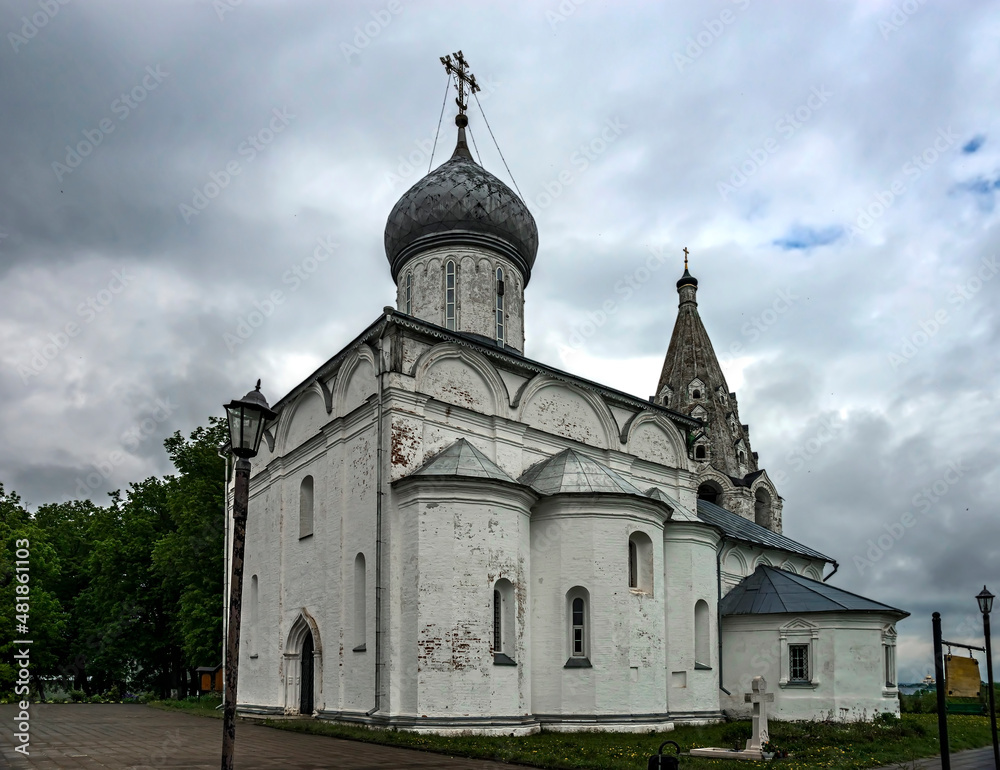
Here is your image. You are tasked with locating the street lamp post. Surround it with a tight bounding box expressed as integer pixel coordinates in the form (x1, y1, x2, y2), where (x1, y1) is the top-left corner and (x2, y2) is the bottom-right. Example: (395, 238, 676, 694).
(977, 586, 999, 769)
(221, 380, 276, 770)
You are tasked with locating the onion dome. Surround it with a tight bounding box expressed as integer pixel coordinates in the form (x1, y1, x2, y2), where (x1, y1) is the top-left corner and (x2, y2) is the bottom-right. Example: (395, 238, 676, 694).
(384, 116, 538, 284)
(676, 268, 698, 289)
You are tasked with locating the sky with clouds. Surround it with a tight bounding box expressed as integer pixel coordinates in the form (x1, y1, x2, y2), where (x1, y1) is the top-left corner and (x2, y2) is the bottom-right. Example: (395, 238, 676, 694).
(1, 0, 998, 682)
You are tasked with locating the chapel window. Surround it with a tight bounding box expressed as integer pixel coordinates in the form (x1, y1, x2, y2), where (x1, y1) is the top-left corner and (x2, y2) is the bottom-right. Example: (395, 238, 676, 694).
(404, 271, 412, 315)
(695, 445, 707, 460)
(493, 578, 515, 664)
(565, 587, 591, 667)
(495, 267, 505, 344)
(789, 643, 810, 682)
(694, 599, 711, 669)
(249, 574, 259, 657)
(445, 260, 456, 330)
(353, 553, 366, 651)
(299, 476, 314, 539)
(628, 531, 653, 593)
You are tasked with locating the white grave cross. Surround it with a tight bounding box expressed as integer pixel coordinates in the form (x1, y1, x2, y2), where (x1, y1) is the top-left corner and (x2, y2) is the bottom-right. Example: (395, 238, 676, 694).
(744, 676, 775, 752)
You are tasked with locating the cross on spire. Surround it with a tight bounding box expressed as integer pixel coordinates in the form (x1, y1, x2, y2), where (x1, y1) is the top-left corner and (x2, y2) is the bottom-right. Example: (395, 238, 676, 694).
(683, 247, 690, 271)
(440, 50, 480, 117)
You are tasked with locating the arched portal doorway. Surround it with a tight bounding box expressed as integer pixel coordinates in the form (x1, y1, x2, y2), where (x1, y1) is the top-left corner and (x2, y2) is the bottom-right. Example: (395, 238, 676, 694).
(283, 612, 322, 716)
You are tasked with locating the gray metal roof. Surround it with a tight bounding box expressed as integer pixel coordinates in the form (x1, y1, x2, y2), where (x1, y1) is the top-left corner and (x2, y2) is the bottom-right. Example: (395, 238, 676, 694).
(519, 448, 642, 496)
(645, 487, 699, 522)
(721, 565, 909, 617)
(696, 499, 834, 563)
(384, 130, 538, 283)
(413, 438, 515, 482)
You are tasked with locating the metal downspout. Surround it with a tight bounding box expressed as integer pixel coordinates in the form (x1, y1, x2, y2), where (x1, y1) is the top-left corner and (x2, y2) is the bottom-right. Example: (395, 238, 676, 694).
(716, 538, 731, 695)
(822, 561, 839, 583)
(367, 317, 389, 717)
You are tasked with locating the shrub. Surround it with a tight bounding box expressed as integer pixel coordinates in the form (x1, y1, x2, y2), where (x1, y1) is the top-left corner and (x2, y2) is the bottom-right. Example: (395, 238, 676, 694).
(69, 689, 87, 703)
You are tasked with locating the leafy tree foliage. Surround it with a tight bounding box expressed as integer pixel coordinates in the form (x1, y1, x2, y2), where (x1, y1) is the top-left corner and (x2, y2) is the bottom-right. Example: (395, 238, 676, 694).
(0, 418, 228, 700)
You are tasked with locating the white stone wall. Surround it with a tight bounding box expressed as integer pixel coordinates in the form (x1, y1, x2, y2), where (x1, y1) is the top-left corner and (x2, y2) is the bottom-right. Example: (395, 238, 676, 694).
(662, 522, 722, 718)
(395, 247, 525, 352)
(720, 613, 901, 721)
(529, 497, 670, 728)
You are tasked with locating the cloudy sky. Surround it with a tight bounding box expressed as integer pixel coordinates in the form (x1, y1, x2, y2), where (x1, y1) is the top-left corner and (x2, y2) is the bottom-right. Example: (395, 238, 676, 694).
(2, 0, 998, 682)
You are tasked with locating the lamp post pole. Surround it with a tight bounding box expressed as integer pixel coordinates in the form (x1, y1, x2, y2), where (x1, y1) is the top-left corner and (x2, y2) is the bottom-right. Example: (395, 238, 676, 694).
(221, 457, 250, 770)
(221, 380, 276, 770)
(978, 587, 999, 769)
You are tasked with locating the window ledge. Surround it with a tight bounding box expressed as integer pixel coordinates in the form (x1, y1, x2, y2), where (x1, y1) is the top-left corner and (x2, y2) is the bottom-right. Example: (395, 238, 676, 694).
(249, 654, 258, 659)
(299, 533, 314, 541)
(493, 653, 516, 666)
(564, 657, 592, 668)
(629, 588, 651, 596)
(883, 688, 898, 698)
(694, 662, 712, 671)
(352, 644, 367, 653)
(780, 680, 819, 689)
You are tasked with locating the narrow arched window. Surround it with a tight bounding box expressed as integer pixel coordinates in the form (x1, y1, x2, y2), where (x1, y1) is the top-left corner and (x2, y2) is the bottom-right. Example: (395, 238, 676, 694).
(694, 599, 711, 668)
(695, 445, 707, 460)
(495, 267, 505, 344)
(566, 585, 591, 666)
(628, 531, 654, 593)
(572, 597, 585, 656)
(493, 578, 515, 664)
(354, 553, 366, 651)
(404, 271, 412, 315)
(445, 260, 456, 330)
(755, 488, 772, 529)
(493, 589, 502, 650)
(299, 476, 314, 539)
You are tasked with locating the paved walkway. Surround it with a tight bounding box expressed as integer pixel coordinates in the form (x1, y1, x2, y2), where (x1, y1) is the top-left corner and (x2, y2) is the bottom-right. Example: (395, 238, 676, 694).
(0, 704, 528, 769)
(872, 746, 998, 769)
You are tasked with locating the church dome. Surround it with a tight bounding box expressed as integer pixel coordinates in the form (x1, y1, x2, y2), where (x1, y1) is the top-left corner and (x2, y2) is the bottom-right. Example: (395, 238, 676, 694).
(384, 126, 538, 284)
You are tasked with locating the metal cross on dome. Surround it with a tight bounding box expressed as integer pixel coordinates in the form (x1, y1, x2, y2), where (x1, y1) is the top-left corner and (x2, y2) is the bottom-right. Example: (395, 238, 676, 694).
(440, 50, 480, 116)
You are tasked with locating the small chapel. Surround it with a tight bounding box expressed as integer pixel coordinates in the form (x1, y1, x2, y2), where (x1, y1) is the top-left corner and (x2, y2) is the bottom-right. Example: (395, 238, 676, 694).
(230, 53, 907, 733)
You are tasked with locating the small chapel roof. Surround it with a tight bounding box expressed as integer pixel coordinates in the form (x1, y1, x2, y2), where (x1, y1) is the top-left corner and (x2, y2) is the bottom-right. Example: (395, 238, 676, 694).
(696, 499, 833, 563)
(721, 565, 909, 617)
(412, 438, 516, 482)
(519, 448, 642, 496)
(645, 487, 700, 522)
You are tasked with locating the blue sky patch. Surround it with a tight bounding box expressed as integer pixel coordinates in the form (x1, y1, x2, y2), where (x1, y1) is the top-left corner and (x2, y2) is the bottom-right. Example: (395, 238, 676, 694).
(773, 224, 844, 250)
(962, 135, 985, 154)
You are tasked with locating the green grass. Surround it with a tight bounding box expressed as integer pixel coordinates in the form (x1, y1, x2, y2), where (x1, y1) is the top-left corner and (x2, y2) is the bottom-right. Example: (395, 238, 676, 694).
(149, 694, 224, 718)
(148, 702, 996, 769)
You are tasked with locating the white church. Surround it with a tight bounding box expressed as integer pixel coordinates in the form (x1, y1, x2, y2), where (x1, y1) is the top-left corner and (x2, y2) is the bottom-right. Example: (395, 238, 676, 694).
(229, 56, 907, 734)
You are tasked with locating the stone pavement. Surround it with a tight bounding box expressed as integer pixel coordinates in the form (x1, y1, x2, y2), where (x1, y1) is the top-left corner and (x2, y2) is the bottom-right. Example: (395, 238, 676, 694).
(872, 745, 998, 769)
(0, 704, 529, 769)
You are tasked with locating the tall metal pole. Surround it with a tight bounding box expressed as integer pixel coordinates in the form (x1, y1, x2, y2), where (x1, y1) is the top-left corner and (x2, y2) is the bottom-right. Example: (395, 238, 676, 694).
(221, 457, 250, 770)
(933, 612, 951, 770)
(983, 610, 999, 769)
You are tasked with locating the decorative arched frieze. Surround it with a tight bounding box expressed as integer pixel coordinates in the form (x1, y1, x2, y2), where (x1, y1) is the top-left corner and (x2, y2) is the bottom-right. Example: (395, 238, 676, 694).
(753, 554, 773, 569)
(516, 375, 618, 449)
(622, 412, 686, 467)
(721, 544, 749, 576)
(412, 342, 509, 418)
(276, 388, 328, 456)
(333, 345, 377, 418)
(312, 376, 335, 415)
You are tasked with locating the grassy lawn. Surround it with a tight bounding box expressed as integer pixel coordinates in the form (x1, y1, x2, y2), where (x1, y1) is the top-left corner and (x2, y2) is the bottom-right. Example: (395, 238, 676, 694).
(149, 699, 994, 769)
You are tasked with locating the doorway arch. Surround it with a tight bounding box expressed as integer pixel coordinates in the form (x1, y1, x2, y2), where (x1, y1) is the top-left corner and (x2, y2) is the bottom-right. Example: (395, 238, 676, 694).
(283, 611, 322, 715)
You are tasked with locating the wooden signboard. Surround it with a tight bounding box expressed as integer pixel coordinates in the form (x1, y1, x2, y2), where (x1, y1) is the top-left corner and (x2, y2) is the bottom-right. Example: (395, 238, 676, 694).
(945, 654, 981, 697)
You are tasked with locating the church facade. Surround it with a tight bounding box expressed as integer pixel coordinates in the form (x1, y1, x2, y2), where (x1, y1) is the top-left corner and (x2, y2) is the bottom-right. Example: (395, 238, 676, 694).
(229, 70, 906, 733)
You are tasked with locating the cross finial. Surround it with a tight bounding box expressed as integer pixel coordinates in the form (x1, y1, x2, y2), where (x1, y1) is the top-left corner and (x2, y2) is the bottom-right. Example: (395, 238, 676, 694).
(440, 50, 480, 118)
(683, 247, 689, 271)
